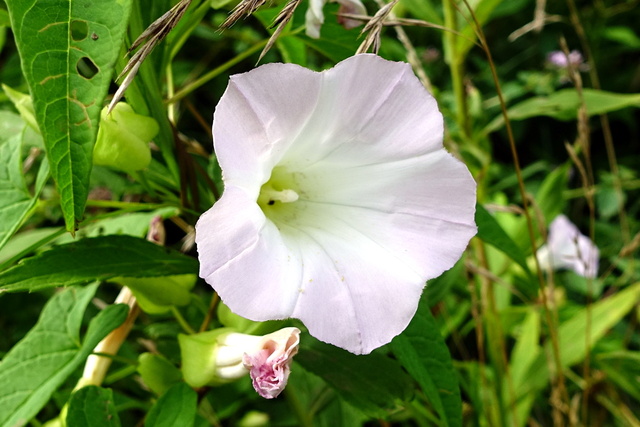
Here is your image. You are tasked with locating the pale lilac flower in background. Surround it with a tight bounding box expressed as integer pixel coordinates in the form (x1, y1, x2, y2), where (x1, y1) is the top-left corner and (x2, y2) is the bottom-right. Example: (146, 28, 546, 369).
(537, 215, 599, 278)
(547, 50, 589, 71)
(195, 54, 477, 354)
(305, 0, 366, 38)
(201, 327, 300, 399)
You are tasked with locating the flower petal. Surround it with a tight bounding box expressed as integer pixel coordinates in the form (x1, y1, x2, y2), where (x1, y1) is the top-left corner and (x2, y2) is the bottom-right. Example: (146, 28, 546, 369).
(305, 0, 325, 39)
(544, 215, 599, 278)
(195, 187, 302, 319)
(198, 55, 478, 354)
(281, 54, 443, 170)
(213, 64, 322, 192)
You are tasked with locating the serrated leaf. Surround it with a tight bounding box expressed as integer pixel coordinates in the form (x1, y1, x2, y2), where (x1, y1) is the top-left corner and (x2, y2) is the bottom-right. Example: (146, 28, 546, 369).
(296, 339, 413, 418)
(5, 0, 133, 231)
(67, 386, 121, 427)
(0, 131, 50, 252)
(0, 235, 198, 293)
(476, 204, 531, 274)
(145, 383, 197, 427)
(390, 297, 462, 427)
(486, 89, 640, 133)
(0, 133, 31, 248)
(0, 283, 128, 427)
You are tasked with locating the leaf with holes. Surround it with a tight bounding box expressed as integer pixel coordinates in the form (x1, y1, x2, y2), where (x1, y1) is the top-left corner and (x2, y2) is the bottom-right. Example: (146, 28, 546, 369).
(5, 0, 133, 232)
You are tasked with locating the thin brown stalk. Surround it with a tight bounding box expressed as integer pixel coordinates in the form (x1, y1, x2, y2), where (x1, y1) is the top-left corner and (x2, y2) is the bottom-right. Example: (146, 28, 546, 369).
(220, 0, 267, 30)
(341, 13, 482, 49)
(258, 0, 302, 63)
(458, 0, 570, 421)
(199, 293, 221, 332)
(559, 36, 597, 427)
(371, 0, 432, 91)
(508, 0, 564, 42)
(356, 0, 399, 54)
(466, 263, 490, 420)
(109, 0, 192, 113)
(565, 0, 632, 253)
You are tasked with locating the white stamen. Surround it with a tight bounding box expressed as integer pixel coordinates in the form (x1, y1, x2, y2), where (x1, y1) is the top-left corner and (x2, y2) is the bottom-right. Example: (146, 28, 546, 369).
(263, 188, 299, 204)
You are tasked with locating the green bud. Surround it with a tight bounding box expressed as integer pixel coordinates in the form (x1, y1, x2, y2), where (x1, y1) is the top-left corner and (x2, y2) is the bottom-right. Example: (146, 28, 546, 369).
(115, 274, 196, 314)
(137, 353, 183, 395)
(178, 328, 240, 388)
(217, 300, 286, 335)
(238, 411, 270, 427)
(1, 84, 39, 133)
(93, 103, 159, 173)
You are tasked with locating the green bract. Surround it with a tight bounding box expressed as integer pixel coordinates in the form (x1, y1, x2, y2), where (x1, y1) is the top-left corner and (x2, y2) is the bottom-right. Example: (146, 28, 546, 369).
(178, 329, 237, 388)
(93, 103, 159, 173)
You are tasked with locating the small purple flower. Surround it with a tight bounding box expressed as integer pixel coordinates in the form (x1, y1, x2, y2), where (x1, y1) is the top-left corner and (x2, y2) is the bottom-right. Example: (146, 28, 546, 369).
(547, 50, 588, 71)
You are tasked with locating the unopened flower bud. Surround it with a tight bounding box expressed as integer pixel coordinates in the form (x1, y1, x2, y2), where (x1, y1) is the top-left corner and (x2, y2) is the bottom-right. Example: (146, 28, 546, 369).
(179, 327, 300, 399)
(93, 103, 159, 173)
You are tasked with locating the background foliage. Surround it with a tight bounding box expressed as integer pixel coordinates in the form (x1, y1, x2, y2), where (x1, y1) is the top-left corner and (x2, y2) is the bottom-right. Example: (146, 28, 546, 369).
(0, 0, 638, 426)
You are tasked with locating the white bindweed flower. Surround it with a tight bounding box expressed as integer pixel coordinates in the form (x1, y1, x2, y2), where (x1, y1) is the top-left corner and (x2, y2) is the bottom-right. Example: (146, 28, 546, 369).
(305, 0, 366, 39)
(196, 54, 477, 354)
(537, 215, 599, 278)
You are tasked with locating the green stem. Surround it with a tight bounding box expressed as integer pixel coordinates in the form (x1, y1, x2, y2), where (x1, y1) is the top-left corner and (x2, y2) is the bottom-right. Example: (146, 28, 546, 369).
(84, 200, 173, 211)
(172, 306, 197, 334)
(166, 40, 269, 104)
(442, 0, 469, 137)
(165, 26, 306, 105)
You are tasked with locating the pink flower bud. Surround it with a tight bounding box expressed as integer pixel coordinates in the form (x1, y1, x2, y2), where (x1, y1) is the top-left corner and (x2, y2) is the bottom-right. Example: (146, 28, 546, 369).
(241, 327, 301, 399)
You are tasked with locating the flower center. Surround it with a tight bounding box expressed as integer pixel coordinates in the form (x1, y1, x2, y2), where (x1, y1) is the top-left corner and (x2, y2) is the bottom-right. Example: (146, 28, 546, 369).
(257, 167, 301, 219)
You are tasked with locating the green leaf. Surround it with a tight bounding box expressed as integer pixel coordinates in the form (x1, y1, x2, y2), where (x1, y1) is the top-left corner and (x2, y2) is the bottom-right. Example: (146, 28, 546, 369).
(296, 339, 413, 418)
(120, 275, 196, 314)
(602, 26, 640, 49)
(517, 282, 640, 399)
(0, 9, 10, 27)
(298, 5, 360, 63)
(0, 133, 31, 249)
(534, 163, 570, 224)
(390, 297, 462, 427)
(5, 0, 133, 231)
(455, 0, 502, 60)
(0, 283, 128, 427)
(504, 310, 540, 427)
(476, 204, 530, 274)
(67, 386, 121, 427)
(0, 130, 50, 252)
(0, 235, 198, 293)
(596, 352, 640, 402)
(145, 383, 197, 427)
(486, 89, 640, 133)
(1, 85, 39, 132)
(424, 258, 464, 307)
